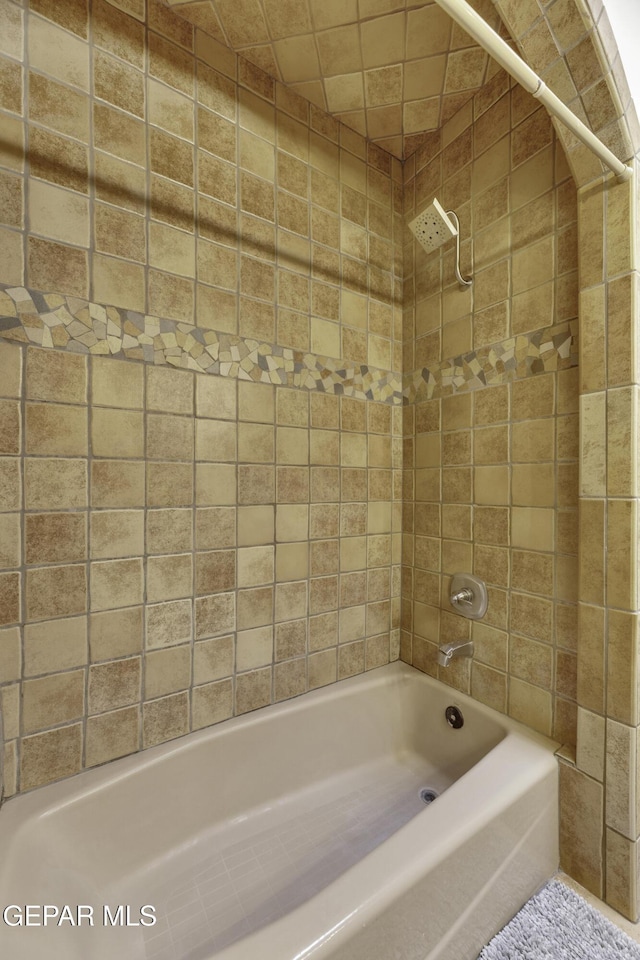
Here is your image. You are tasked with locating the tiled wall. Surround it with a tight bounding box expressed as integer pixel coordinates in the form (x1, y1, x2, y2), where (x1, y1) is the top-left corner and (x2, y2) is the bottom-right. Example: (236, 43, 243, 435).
(488, 0, 640, 924)
(400, 72, 580, 746)
(0, 0, 403, 364)
(0, 0, 403, 796)
(564, 162, 640, 917)
(0, 343, 401, 795)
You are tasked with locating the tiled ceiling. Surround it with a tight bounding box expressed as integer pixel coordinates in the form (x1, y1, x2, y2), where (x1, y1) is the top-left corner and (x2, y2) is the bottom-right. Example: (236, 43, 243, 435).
(164, 0, 506, 158)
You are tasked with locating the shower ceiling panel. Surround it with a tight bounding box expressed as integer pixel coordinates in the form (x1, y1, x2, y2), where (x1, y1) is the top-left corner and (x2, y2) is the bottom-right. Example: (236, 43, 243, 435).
(162, 0, 504, 158)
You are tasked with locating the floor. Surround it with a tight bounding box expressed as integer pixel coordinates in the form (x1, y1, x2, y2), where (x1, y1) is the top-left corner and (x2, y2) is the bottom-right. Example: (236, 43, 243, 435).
(557, 872, 640, 944)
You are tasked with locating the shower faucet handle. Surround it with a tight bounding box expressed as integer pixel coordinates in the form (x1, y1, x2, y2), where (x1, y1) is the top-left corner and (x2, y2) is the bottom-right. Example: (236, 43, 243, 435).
(448, 574, 488, 620)
(451, 587, 474, 605)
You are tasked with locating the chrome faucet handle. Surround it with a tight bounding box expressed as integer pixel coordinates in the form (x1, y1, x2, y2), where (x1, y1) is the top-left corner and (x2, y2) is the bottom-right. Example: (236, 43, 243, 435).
(448, 574, 488, 620)
(451, 587, 474, 605)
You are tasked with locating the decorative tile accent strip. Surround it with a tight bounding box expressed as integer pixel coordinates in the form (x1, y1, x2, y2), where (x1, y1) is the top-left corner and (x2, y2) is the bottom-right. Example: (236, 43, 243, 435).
(404, 321, 579, 403)
(0, 285, 403, 405)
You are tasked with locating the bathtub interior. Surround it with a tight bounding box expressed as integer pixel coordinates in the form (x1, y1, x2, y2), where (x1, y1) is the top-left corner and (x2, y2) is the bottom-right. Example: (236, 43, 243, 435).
(0, 665, 519, 960)
(132, 754, 445, 958)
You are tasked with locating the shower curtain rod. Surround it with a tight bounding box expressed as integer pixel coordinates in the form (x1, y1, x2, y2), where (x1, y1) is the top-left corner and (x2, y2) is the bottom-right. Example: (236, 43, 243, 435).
(433, 0, 633, 182)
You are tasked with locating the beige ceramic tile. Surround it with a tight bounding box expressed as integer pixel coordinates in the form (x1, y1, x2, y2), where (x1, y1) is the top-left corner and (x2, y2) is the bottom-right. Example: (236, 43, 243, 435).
(92, 408, 144, 459)
(25, 512, 87, 565)
(509, 676, 552, 736)
(607, 500, 637, 611)
(148, 598, 194, 648)
(193, 678, 234, 729)
(92, 357, 143, 409)
(474, 466, 508, 505)
(90, 607, 143, 662)
(145, 645, 191, 699)
(0, 626, 21, 683)
(25, 565, 87, 623)
(604, 720, 636, 839)
(143, 691, 189, 747)
(579, 499, 605, 606)
(559, 761, 604, 895)
(196, 374, 236, 420)
(23, 670, 85, 734)
(91, 558, 144, 612)
(235, 666, 271, 714)
(90, 510, 144, 560)
(92, 460, 144, 508)
(512, 463, 555, 507)
(20, 724, 83, 791)
(148, 553, 193, 602)
(0, 513, 20, 569)
(25, 402, 87, 457)
(86, 706, 139, 767)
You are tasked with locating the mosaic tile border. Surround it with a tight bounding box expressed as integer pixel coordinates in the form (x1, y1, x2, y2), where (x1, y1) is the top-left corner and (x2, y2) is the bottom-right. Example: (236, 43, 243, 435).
(0, 284, 403, 405)
(0, 285, 578, 406)
(404, 320, 579, 404)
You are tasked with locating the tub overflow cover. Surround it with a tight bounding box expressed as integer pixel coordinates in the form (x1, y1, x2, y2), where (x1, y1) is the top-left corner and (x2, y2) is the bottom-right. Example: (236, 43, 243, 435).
(445, 705, 464, 729)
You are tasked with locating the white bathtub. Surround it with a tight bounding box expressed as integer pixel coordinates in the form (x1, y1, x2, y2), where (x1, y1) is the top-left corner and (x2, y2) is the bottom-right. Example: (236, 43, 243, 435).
(0, 662, 558, 960)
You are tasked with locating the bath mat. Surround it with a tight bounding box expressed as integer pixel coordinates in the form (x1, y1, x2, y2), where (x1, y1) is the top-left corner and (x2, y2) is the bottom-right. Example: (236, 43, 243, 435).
(478, 877, 640, 959)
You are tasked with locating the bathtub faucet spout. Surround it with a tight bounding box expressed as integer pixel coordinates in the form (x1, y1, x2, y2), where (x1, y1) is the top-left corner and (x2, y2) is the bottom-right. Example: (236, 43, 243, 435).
(437, 640, 474, 668)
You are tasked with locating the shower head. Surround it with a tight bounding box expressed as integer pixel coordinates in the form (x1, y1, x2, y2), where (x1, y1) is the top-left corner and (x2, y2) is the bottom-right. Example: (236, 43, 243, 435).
(408, 198, 457, 253)
(408, 198, 473, 287)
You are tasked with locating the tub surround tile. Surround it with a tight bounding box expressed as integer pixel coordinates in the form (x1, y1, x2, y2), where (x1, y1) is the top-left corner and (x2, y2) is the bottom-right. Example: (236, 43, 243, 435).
(145, 645, 192, 699)
(91, 606, 144, 661)
(1, 684, 19, 742)
(91, 459, 145, 508)
(25, 512, 87, 565)
(93, 354, 144, 409)
(85, 706, 140, 768)
(0, 627, 21, 683)
(25, 401, 87, 457)
(559, 760, 604, 898)
(605, 829, 639, 922)
(143, 691, 190, 747)
(192, 677, 234, 729)
(88, 657, 142, 714)
(22, 670, 85, 734)
(194, 635, 234, 684)
(26, 346, 87, 404)
(19, 724, 83, 793)
(24, 617, 87, 677)
(605, 720, 637, 840)
(0, 342, 22, 397)
(147, 598, 194, 648)
(25, 564, 87, 622)
(235, 666, 271, 714)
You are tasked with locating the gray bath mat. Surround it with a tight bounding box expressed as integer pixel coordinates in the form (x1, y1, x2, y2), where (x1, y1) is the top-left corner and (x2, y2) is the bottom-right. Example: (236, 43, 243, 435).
(478, 877, 640, 959)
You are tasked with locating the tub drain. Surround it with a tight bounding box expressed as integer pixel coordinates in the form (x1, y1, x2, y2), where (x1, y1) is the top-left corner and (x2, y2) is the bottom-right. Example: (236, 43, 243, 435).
(419, 787, 439, 805)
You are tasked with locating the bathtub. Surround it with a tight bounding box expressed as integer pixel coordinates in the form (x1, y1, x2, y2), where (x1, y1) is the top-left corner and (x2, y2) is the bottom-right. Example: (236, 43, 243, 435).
(0, 662, 558, 960)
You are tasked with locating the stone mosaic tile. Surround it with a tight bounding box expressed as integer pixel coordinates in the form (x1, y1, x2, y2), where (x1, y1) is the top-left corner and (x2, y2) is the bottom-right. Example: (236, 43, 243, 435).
(404, 321, 579, 404)
(0, 285, 577, 406)
(0, 284, 403, 405)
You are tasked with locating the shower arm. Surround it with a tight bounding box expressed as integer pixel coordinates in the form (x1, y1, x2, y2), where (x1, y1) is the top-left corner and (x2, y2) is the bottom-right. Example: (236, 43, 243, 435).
(447, 210, 472, 287)
(433, 0, 633, 183)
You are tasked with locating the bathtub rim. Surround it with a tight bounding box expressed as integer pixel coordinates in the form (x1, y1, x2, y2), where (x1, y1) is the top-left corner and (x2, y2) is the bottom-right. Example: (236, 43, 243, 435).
(0, 661, 558, 824)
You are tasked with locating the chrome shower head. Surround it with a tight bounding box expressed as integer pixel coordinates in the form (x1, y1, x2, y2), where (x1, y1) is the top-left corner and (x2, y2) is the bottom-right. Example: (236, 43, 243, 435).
(407, 198, 457, 253)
